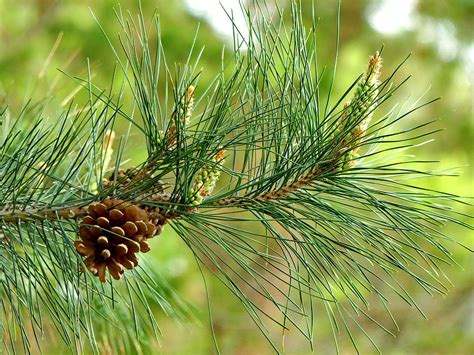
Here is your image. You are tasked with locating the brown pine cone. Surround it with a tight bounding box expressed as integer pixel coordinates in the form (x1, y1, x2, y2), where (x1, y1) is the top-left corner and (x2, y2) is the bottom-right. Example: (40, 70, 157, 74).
(102, 167, 164, 195)
(102, 168, 136, 189)
(74, 199, 162, 282)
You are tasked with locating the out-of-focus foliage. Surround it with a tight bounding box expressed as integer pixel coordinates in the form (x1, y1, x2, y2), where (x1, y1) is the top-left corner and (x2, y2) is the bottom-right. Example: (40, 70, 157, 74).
(0, 0, 472, 353)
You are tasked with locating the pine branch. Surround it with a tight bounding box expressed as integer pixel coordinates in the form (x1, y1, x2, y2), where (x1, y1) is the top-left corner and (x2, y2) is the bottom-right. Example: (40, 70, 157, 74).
(1, 1, 472, 353)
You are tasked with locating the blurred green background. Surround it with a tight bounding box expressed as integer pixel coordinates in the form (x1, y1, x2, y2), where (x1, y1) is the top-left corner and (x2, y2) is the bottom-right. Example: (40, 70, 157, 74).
(1, 0, 472, 353)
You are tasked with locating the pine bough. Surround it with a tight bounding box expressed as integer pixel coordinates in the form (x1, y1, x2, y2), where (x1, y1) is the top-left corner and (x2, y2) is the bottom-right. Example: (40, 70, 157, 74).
(0, 2, 472, 353)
